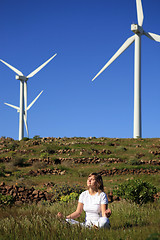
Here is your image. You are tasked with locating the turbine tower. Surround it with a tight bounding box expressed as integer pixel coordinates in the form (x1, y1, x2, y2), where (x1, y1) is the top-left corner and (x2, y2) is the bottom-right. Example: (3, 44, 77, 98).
(1, 53, 57, 140)
(92, 0, 160, 138)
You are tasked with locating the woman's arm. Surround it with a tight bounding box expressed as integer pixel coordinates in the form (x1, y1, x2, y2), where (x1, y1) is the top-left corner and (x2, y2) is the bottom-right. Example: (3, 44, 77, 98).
(66, 202, 83, 219)
(57, 202, 83, 220)
(101, 204, 112, 218)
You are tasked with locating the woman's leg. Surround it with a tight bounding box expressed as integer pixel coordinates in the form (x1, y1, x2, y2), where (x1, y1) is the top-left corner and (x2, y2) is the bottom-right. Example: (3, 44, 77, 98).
(98, 217, 110, 229)
(65, 219, 85, 227)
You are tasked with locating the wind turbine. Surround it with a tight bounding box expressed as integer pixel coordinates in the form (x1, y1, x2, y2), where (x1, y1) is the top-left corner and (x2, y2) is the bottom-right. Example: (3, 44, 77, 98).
(1, 53, 57, 140)
(92, 0, 160, 138)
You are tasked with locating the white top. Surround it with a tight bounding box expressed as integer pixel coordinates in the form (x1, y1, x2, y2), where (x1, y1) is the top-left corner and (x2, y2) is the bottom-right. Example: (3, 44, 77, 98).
(78, 190, 108, 223)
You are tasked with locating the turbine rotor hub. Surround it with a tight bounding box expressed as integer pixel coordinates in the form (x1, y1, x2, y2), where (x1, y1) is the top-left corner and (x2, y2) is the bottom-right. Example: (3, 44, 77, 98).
(15, 75, 28, 81)
(131, 24, 143, 34)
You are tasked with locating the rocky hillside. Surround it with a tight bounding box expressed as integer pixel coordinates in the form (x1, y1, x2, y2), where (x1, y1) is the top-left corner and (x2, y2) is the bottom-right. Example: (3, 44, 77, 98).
(0, 136, 160, 205)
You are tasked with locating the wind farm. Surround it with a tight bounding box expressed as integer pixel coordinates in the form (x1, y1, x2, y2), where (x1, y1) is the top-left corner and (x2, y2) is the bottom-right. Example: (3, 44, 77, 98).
(0, 54, 57, 140)
(92, 0, 160, 139)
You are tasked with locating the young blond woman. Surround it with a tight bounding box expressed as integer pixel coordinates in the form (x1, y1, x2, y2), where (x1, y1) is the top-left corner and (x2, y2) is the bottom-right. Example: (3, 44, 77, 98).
(57, 172, 111, 228)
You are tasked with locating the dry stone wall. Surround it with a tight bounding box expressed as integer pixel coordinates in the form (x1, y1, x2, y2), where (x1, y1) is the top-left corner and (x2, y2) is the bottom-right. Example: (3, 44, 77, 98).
(0, 182, 115, 205)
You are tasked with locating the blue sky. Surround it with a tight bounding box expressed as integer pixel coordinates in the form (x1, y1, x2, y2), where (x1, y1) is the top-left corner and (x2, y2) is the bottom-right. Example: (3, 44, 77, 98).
(0, 0, 160, 140)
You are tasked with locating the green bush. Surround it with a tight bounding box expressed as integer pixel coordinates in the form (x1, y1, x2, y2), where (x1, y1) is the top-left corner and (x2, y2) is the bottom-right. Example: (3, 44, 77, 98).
(127, 158, 142, 165)
(33, 135, 41, 140)
(43, 144, 61, 154)
(9, 142, 18, 151)
(32, 161, 47, 170)
(60, 192, 79, 202)
(12, 157, 26, 167)
(0, 166, 5, 177)
(43, 145, 56, 154)
(146, 233, 160, 240)
(113, 179, 157, 205)
(51, 158, 61, 164)
(40, 152, 49, 159)
(0, 194, 14, 206)
(22, 137, 30, 141)
(50, 183, 84, 202)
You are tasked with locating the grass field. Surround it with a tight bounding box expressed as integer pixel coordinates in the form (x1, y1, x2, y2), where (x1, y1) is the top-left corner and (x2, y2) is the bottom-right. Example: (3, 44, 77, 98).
(0, 201, 159, 240)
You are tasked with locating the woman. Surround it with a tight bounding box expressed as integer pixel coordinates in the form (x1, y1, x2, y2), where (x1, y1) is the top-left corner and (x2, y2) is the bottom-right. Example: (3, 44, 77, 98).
(57, 172, 111, 228)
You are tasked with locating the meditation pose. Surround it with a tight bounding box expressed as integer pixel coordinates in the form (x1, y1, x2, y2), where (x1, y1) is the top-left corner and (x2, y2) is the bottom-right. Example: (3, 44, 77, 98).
(57, 172, 111, 228)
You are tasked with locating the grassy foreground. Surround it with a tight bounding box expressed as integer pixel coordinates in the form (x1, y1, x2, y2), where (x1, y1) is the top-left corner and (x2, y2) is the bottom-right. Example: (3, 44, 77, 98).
(0, 200, 159, 240)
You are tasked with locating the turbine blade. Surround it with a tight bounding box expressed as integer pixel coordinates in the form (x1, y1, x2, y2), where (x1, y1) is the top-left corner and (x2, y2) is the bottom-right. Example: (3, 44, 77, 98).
(24, 113, 29, 137)
(92, 35, 135, 81)
(0, 59, 23, 76)
(27, 90, 43, 110)
(136, 0, 144, 26)
(27, 54, 57, 78)
(4, 102, 20, 111)
(144, 31, 160, 42)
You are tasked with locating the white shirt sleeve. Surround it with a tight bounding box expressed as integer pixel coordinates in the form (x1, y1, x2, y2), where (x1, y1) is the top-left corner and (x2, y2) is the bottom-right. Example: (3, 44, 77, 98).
(78, 191, 85, 203)
(100, 192, 108, 204)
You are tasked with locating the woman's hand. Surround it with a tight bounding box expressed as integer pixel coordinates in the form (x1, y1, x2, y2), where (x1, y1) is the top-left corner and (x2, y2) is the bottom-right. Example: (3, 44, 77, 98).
(105, 208, 112, 218)
(57, 212, 64, 219)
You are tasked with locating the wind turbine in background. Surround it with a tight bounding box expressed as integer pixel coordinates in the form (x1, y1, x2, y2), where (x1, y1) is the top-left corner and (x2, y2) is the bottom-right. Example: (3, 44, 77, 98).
(92, 0, 160, 138)
(0, 53, 57, 140)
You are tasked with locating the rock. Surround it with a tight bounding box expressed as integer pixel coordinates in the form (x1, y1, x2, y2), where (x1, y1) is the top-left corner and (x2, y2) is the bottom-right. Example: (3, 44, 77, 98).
(60, 170, 66, 175)
(15, 201, 23, 206)
(0, 182, 5, 186)
(32, 190, 39, 196)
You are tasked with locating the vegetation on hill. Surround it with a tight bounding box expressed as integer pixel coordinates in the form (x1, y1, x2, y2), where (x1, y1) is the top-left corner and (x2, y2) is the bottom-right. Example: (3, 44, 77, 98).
(0, 136, 160, 239)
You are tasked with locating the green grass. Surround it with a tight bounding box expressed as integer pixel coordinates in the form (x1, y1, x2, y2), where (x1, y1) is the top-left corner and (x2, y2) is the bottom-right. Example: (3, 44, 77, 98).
(0, 201, 159, 240)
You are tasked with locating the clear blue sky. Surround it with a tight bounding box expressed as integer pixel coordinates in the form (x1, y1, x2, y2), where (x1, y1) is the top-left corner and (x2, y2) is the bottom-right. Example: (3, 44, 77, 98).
(0, 0, 160, 140)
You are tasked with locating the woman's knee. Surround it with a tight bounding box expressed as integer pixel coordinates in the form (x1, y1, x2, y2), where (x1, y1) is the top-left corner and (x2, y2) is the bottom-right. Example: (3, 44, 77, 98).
(98, 217, 110, 228)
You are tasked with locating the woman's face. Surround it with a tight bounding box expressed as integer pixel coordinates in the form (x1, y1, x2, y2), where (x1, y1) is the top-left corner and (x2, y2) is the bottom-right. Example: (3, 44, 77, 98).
(87, 175, 97, 188)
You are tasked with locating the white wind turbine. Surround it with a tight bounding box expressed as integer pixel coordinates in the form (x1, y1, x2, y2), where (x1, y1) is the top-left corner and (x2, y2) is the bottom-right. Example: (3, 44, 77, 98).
(92, 0, 160, 138)
(1, 53, 57, 140)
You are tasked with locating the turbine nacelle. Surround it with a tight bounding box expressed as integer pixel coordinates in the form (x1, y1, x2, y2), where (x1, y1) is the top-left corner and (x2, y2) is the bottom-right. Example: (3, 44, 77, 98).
(131, 24, 144, 34)
(15, 75, 28, 81)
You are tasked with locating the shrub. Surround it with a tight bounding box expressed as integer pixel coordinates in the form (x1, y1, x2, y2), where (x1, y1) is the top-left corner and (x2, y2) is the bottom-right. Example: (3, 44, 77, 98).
(146, 233, 160, 240)
(127, 156, 142, 165)
(43, 144, 60, 154)
(113, 179, 157, 205)
(0, 194, 15, 207)
(4, 162, 17, 172)
(32, 161, 47, 170)
(50, 183, 84, 202)
(33, 135, 41, 140)
(12, 157, 26, 167)
(44, 145, 56, 154)
(127, 159, 142, 165)
(60, 192, 79, 202)
(40, 152, 49, 159)
(22, 137, 30, 141)
(0, 166, 5, 177)
(51, 158, 61, 164)
(1, 136, 6, 139)
(63, 146, 71, 151)
(14, 171, 23, 179)
(9, 142, 18, 151)
(77, 170, 88, 177)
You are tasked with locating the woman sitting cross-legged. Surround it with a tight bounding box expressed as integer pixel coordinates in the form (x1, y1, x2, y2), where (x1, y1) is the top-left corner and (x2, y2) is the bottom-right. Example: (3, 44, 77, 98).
(57, 172, 111, 229)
